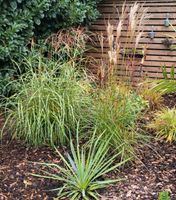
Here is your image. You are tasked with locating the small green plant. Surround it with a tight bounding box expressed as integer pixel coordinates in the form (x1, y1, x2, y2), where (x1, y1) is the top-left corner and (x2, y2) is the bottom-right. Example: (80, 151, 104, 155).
(93, 84, 146, 160)
(148, 108, 176, 142)
(31, 129, 128, 199)
(158, 191, 170, 200)
(1, 55, 92, 146)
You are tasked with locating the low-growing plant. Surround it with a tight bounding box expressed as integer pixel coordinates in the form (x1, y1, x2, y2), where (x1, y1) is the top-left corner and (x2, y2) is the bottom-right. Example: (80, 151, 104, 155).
(140, 89, 163, 110)
(1, 54, 93, 146)
(150, 79, 176, 95)
(158, 191, 171, 200)
(148, 108, 176, 142)
(93, 83, 147, 160)
(31, 129, 128, 199)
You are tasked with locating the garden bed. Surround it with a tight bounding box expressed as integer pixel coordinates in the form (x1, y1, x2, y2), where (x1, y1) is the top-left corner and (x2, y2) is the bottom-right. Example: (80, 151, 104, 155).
(1, 108, 176, 200)
(1, 135, 176, 200)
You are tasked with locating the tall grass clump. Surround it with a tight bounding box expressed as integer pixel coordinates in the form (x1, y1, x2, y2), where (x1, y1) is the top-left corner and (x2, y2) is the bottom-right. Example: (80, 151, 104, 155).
(1, 55, 93, 146)
(32, 129, 128, 199)
(93, 83, 146, 160)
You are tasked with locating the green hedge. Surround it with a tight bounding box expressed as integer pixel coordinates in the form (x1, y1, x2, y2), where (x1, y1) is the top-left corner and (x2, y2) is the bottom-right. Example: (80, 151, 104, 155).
(0, 0, 101, 64)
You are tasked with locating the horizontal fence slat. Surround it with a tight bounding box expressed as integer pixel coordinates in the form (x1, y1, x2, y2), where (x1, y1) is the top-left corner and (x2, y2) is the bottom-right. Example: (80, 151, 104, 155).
(87, 0, 176, 80)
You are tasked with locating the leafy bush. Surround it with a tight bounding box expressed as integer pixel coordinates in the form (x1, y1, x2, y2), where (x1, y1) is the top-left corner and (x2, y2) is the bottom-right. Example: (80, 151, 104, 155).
(93, 84, 146, 160)
(0, 0, 101, 67)
(0, 70, 17, 97)
(2, 54, 93, 146)
(148, 108, 176, 142)
(32, 130, 128, 199)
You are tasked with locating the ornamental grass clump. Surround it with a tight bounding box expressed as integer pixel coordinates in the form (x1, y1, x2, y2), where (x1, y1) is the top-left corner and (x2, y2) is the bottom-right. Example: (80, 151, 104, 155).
(93, 83, 146, 161)
(148, 108, 176, 142)
(2, 55, 93, 146)
(32, 129, 128, 199)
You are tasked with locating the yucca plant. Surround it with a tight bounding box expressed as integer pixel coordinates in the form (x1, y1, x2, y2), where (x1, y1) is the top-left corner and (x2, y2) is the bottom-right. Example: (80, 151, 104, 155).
(148, 108, 176, 142)
(31, 129, 128, 199)
(93, 84, 146, 160)
(1, 55, 93, 146)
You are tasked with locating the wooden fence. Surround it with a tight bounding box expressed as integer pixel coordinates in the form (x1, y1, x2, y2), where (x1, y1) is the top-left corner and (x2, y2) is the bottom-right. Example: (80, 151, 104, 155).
(88, 0, 176, 81)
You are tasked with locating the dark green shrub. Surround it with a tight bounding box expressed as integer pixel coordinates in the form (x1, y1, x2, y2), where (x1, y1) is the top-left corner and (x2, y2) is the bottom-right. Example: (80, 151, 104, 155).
(0, 0, 101, 66)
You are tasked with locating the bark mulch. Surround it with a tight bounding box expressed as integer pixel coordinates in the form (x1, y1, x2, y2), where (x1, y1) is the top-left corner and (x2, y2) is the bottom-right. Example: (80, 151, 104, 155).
(101, 140, 176, 200)
(1, 136, 176, 200)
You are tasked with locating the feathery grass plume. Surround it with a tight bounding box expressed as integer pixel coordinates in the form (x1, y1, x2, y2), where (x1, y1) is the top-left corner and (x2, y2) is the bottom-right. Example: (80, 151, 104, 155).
(45, 27, 92, 62)
(98, 2, 149, 85)
(31, 128, 129, 199)
(1, 55, 93, 146)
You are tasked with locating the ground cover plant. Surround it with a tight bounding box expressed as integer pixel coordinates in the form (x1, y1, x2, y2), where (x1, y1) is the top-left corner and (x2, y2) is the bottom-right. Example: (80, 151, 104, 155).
(1, 54, 93, 146)
(145, 65, 176, 96)
(31, 129, 128, 199)
(159, 191, 171, 200)
(137, 82, 163, 110)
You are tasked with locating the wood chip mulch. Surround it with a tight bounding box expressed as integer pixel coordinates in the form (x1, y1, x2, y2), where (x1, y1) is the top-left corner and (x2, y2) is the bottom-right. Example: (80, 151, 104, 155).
(0, 136, 175, 200)
(101, 139, 176, 200)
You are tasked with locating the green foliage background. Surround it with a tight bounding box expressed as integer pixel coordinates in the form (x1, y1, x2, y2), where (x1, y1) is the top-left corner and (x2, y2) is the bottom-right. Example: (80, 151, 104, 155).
(0, 0, 100, 65)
